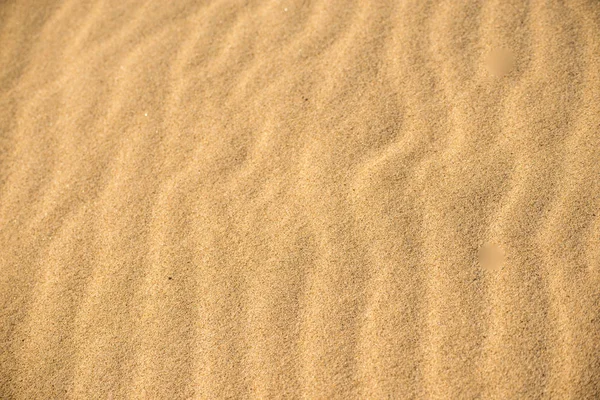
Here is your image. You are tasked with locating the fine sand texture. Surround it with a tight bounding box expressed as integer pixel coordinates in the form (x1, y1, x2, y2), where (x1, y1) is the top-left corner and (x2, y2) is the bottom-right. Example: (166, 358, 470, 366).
(1, 1, 599, 398)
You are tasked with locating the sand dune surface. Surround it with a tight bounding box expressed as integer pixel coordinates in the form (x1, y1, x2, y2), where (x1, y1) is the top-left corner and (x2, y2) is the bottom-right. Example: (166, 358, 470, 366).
(1, 0, 599, 398)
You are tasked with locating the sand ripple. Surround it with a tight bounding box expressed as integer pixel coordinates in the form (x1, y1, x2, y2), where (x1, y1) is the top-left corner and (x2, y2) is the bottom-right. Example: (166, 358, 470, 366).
(1, 0, 599, 398)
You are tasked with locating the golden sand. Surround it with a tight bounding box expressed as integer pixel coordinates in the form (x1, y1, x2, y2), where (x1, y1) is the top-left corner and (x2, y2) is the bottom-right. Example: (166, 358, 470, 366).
(1, 0, 599, 398)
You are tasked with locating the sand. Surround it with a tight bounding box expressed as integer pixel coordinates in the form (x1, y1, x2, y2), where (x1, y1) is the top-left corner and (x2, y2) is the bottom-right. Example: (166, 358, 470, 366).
(1, 0, 599, 398)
